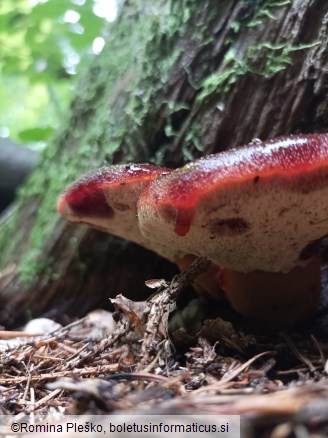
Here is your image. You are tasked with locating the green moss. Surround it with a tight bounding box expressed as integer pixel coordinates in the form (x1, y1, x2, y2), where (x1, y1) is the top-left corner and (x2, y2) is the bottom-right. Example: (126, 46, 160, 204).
(195, 0, 300, 104)
(248, 0, 291, 27)
(197, 41, 317, 105)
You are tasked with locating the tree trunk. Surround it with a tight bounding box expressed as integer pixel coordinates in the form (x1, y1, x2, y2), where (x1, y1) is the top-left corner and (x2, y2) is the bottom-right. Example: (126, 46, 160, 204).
(1, 0, 328, 327)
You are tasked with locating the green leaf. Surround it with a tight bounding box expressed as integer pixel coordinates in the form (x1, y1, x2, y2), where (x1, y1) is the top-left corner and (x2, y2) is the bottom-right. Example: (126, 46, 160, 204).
(18, 126, 54, 142)
(30, 0, 72, 21)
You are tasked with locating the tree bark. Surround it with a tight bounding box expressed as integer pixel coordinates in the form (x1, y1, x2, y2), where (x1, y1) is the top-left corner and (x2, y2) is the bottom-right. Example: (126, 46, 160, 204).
(1, 0, 328, 327)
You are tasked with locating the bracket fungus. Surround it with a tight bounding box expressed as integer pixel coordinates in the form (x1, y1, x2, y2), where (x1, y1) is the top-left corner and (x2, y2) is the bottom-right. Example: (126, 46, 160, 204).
(58, 134, 328, 330)
(57, 164, 175, 261)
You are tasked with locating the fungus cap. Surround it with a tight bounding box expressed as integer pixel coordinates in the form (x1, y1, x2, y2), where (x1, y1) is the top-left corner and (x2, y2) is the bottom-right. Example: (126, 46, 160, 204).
(137, 134, 328, 273)
(57, 164, 176, 260)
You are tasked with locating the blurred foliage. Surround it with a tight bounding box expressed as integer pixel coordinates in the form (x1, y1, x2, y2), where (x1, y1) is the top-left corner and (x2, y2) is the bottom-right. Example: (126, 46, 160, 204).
(0, 0, 116, 144)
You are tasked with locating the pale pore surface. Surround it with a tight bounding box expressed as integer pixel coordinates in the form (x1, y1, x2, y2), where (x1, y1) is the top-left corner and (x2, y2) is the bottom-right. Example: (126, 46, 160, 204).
(138, 176, 328, 273)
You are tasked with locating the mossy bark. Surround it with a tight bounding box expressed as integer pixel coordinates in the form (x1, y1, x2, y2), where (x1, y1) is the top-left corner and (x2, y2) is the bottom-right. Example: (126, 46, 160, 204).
(1, 0, 328, 327)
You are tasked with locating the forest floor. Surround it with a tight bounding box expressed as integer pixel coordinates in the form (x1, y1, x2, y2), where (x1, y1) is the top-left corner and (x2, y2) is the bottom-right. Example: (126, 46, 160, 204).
(1, 259, 328, 437)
